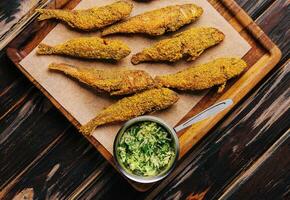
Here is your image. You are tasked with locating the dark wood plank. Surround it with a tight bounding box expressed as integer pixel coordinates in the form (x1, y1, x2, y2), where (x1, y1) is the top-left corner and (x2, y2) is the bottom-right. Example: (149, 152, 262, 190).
(0, 52, 35, 119)
(0, 0, 59, 50)
(235, 0, 275, 19)
(256, 0, 290, 63)
(0, 0, 40, 39)
(0, 90, 70, 189)
(70, 164, 139, 200)
(0, 78, 32, 119)
(0, 54, 26, 91)
(220, 130, 290, 200)
(1, 127, 107, 200)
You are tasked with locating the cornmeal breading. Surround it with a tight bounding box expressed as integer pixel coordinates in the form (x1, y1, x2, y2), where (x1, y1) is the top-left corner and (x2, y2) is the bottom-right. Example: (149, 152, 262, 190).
(102, 4, 203, 36)
(37, 1, 133, 31)
(37, 37, 131, 60)
(131, 27, 225, 64)
(155, 57, 247, 92)
(49, 63, 155, 96)
(80, 88, 179, 135)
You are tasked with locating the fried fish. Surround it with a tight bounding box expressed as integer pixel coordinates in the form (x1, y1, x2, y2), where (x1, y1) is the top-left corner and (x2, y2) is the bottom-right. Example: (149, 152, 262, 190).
(80, 88, 179, 135)
(37, 1, 133, 31)
(49, 63, 155, 96)
(37, 36, 131, 60)
(155, 57, 247, 92)
(131, 27, 225, 64)
(101, 4, 203, 36)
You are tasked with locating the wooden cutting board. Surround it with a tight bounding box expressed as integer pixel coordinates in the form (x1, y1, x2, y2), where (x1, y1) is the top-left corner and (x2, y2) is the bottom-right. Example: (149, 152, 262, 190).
(7, 0, 281, 191)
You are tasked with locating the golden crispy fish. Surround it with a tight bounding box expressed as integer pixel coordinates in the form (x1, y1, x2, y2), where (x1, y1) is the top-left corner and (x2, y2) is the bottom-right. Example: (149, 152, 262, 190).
(80, 88, 179, 135)
(101, 4, 203, 36)
(131, 27, 225, 64)
(155, 57, 247, 92)
(37, 37, 131, 60)
(37, 1, 133, 31)
(49, 63, 155, 96)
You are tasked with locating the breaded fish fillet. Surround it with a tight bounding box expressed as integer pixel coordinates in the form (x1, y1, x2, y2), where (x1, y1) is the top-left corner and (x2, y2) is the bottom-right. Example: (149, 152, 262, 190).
(80, 88, 179, 135)
(131, 27, 225, 64)
(37, 1, 133, 31)
(101, 4, 203, 36)
(37, 37, 131, 60)
(49, 63, 155, 96)
(155, 57, 247, 92)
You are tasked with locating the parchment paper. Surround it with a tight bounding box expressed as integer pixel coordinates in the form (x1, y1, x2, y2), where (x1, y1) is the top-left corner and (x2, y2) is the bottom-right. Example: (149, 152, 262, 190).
(20, 0, 251, 154)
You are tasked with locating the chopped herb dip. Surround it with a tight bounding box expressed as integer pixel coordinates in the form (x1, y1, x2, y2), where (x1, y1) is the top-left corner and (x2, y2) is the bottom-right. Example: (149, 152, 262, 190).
(117, 121, 175, 176)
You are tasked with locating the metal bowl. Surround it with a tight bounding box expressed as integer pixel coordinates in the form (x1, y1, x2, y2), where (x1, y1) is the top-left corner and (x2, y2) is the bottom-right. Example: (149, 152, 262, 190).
(113, 116, 180, 184)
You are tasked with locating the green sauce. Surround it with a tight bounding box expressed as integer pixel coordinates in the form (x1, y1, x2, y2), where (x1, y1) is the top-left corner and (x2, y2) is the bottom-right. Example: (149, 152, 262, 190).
(117, 121, 175, 176)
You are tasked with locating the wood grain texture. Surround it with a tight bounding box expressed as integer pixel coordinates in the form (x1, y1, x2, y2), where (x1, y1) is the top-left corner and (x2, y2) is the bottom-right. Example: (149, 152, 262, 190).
(0, 0, 53, 51)
(219, 129, 290, 200)
(256, 0, 289, 63)
(0, 0, 37, 38)
(0, 126, 106, 200)
(0, 90, 68, 189)
(0, 54, 25, 91)
(0, 0, 288, 198)
(5, 0, 281, 191)
(235, 0, 275, 19)
(0, 78, 31, 119)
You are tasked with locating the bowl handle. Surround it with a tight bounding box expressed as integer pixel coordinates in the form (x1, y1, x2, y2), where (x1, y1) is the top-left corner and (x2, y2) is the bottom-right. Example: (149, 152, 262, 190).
(174, 99, 233, 133)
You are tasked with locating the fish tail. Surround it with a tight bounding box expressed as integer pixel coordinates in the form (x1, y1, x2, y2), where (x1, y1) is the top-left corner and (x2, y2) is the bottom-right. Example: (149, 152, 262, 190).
(48, 63, 69, 71)
(37, 9, 55, 21)
(48, 63, 80, 77)
(37, 43, 55, 55)
(80, 119, 101, 135)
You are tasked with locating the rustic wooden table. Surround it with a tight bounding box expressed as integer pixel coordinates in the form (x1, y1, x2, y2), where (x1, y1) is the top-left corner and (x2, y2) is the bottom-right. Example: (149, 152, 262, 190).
(0, 0, 289, 199)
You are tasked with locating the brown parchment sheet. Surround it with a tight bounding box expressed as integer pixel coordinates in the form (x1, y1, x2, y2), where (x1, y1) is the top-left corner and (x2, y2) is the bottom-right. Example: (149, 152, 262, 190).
(20, 0, 251, 154)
